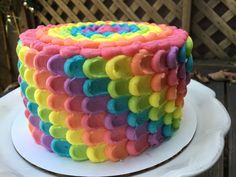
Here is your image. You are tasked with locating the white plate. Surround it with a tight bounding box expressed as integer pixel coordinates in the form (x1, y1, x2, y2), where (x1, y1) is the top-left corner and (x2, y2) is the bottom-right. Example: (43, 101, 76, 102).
(11, 94, 196, 176)
(0, 80, 231, 177)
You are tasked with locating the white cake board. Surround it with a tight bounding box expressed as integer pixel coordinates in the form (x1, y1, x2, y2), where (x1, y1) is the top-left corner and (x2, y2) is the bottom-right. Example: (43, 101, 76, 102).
(11, 100, 197, 177)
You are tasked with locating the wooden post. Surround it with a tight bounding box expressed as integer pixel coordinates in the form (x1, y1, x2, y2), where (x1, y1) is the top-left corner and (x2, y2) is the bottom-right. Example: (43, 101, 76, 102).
(182, 0, 192, 32)
(0, 14, 12, 91)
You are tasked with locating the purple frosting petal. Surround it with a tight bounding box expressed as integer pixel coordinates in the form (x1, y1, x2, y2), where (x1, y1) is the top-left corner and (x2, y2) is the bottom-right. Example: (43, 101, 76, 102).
(91, 25, 99, 31)
(177, 64, 186, 79)
(29, 115, 40, 129)
(82, 96, 110, 113)
(23, 96, 28, 107)
(126, 122, 148, 140)
(64, 78, 85, 96)
(47, 54, 65, 75)
(148, 129, 165, 146)
(167, 46, 178, 69)
(41, 134, 53, 152)
(18, 75, 22, 84)
(104, 112, 128, 129)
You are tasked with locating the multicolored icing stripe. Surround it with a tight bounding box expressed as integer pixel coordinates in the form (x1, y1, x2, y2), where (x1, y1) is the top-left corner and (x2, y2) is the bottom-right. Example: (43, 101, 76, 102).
(17, 21, 193, 163)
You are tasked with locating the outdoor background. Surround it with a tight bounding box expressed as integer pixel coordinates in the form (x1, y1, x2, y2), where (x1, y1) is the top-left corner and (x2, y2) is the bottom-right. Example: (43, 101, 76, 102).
(0, 0, 235, 176)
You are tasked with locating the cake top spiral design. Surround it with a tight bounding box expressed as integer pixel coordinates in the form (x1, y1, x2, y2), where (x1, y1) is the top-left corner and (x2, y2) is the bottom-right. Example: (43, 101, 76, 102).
(19, 21, 188, 55)
(49, 22, 161, 41)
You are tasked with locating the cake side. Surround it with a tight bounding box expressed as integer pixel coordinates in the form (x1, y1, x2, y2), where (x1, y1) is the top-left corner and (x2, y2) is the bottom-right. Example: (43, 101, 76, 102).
(16, 21, 193, 162)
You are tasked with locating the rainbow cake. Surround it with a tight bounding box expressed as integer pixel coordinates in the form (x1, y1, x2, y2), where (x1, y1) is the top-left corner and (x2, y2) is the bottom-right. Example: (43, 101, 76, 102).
(16, 21, 193, 163)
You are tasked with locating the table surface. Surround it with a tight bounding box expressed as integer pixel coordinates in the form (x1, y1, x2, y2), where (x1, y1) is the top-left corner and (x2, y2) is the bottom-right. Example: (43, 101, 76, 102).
(194, 84, 230, 177)
(1, 60, 235, 177)
(194, 61, 235, 177)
